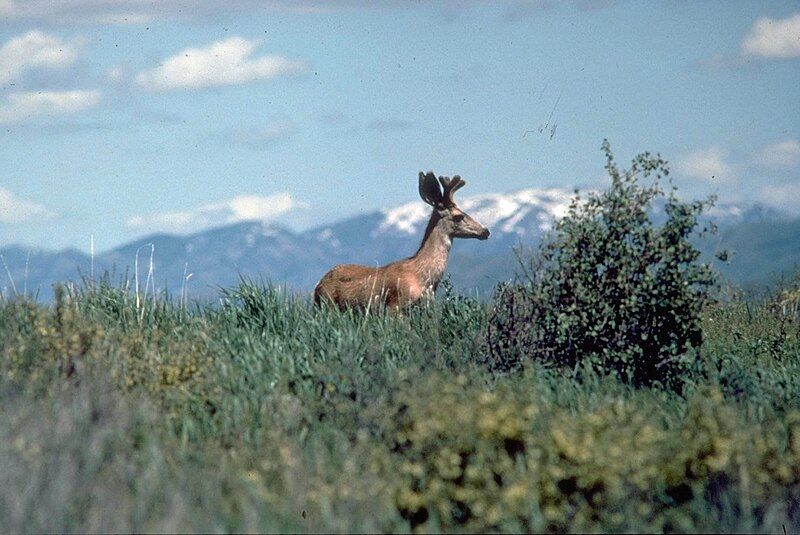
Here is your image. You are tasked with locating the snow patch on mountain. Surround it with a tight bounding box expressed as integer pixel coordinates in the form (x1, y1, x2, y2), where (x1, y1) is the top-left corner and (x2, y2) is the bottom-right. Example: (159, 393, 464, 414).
(376, 201, 428, 236)
(706, 204, 744, 220)
(316, 228, 341, 249)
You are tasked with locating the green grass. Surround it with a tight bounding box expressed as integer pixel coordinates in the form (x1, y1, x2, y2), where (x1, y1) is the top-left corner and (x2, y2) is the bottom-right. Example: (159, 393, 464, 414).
(0, 278, 798, 533)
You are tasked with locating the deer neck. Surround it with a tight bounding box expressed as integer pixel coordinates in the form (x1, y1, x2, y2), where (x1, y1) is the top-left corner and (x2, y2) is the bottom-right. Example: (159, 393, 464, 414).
(411, 212, 452, 289)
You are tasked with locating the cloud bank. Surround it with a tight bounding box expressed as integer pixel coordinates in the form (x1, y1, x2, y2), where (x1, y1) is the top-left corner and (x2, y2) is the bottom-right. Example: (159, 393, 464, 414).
(674, 146, 739, 183)
(135, 37, 306, 91)
(753, 139, 800, 170)
(0, 1, 406, 24)
(0, 30, 83, 84)
(0, 187, 54, 223)
(126, 193, 308, 234)
(0, 90, 101, 123)
(741, 12, 800, 60)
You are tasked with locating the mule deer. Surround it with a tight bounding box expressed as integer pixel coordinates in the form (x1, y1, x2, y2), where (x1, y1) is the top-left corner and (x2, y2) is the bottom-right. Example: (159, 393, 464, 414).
(314, 171, 490, 312)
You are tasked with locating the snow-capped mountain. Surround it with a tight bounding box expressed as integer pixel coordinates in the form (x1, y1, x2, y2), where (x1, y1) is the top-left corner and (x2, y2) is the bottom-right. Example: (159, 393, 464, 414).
(372, 188, 781, 242)
(309, 188, 579, 262)
(375, 188, 574, 238)
(0, 188, 797, 301)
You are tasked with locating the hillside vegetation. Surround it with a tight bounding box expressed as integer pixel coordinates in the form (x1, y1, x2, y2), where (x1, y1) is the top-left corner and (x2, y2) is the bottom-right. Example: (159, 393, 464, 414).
(1, 279, 798, 532)
(1, 144, 798, 532)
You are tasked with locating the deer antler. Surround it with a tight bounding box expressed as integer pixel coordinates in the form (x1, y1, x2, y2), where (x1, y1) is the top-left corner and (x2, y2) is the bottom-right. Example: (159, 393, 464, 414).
(438, 175, 465, 207)
(419, 171, 444, 207)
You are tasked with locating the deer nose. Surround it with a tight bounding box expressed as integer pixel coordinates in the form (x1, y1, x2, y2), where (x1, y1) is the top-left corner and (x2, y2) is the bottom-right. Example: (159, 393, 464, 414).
(479, 228, 490, 240)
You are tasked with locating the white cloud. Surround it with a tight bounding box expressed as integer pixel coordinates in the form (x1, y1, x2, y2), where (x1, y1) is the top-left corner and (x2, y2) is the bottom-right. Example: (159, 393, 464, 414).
(135, 37, 306, 90)
(0, 0, 153, 23)
(753, 139, 800, 170)
(0, 187, 55, 223)
(0, 30, 83, 84)
(741, 12, 800, 59)
(0, 90, 101, 123)
(759, 183, 800, 215)
(126, 193, 308, 234)
(674, 146, 738, 183)
(0, 1, 367, 23)
(0, 0, 14, 16)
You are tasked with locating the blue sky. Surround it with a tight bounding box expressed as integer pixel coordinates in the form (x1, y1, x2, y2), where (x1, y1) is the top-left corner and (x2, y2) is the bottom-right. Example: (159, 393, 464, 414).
(1, 0, 798, 253)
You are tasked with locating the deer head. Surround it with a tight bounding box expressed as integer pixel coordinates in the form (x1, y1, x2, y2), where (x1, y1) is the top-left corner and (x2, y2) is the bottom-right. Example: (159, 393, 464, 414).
(418, 171, 490, 240)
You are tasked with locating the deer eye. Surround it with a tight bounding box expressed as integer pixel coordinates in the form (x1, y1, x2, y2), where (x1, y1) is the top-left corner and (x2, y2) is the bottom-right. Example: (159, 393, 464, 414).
(452, 213, 465, 222)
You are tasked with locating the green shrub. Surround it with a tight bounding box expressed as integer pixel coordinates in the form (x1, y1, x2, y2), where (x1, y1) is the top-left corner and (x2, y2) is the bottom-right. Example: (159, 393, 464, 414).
(0, 287, 104, 386)
(485, 140, 717, 389)
(377, 374, 537, 531)
(376, 374, 800, 533)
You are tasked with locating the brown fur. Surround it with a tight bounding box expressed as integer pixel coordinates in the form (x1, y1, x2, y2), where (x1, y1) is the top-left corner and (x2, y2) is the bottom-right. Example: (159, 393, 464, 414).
(314, 172, 490, 312)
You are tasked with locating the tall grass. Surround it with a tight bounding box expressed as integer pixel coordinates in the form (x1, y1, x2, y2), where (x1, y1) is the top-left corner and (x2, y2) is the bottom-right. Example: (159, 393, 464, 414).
(0, 277, 798, 532)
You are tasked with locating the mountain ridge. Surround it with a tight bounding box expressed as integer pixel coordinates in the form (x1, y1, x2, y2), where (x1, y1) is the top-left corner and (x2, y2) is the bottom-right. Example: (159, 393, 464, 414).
(1, 188, 797, 301)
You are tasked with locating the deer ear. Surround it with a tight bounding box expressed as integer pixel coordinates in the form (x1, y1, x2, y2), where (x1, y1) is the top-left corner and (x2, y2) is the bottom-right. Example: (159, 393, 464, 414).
(419, 171, 443, 207)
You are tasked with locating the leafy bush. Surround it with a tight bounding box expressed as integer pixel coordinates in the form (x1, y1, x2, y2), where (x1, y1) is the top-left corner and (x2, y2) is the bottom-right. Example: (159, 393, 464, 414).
(375, 373, 800, 533)
(485, 140, 717, 388)
(377, 374, 536, 531)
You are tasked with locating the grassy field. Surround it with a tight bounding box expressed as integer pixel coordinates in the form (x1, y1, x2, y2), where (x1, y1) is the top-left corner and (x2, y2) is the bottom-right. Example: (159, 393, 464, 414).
(0, 276, 798, 533)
